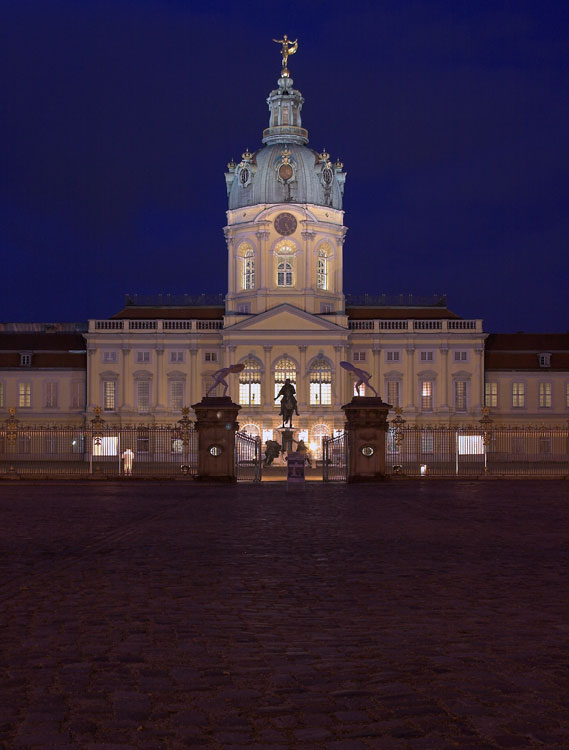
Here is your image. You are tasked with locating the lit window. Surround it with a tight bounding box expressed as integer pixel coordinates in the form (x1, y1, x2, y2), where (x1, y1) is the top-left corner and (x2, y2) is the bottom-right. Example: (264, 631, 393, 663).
(539, 382, 552, 408)
(20, 354, 31, 366)
(310, 423, 330, 461)
(103, 380, 116, 411)
(239, 359, 261, 406)
(170, 351, 184, 363)
(353, 352, 366, 362)
(512, 382, 525, 408)
(316, 247, 328, 290)
(309, 358, 332, 405)
(354, 382, 366, 396)
(455, 381, 467, 411)
(170, 380, 184, 410)
(45, 382, 58, 408)
(242, 246, 255, 290)
(454, 351, 468, 362)
(241, 423, 261, 438)
(205, 352, 218, 362)
(137, 381, 151, 413)
(387, 381, 400, 407)
(386, 351, 400, 362)
(538, 353, 551, 368)
(421, 381, 433, 411)
(18, 383, 31, 408)
(485, 382, 497, 407)
(420, 351, 434, 362)
(274, 358, 297, 403)
(276, 243, 294, 287)
(136, 351, 151, 363)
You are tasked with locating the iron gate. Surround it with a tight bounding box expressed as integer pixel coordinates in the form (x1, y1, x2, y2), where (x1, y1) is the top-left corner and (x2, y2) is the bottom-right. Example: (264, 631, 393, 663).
(323, 432, 348, 481)
(235, 431, 262, 481)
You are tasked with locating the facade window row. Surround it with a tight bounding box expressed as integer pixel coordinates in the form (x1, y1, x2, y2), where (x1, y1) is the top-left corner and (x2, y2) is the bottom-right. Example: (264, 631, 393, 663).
(485, 382, 569, 409)
(0, 382, 84, 409)
(237, 241, 331, 291)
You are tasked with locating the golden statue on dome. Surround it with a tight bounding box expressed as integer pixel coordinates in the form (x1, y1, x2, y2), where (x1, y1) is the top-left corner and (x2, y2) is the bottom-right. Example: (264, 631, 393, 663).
(273, 34, 298, 76)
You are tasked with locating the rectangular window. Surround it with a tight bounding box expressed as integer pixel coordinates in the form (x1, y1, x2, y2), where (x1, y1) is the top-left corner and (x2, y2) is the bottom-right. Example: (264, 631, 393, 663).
(386, 351, 400, 362)
(137, 433, 150, 454)
(20, 353, 31, 366)
(102, 351, 117, 363)
(18, 383, 31, 408)
(539, 382, 552, 408)
(170, 380, 184, 410)
(238, 303, 251, 314)
(310, 382, 332, 405)
(353, 352, 366, 362)
(45, 382, 58, 408)
(103, 380, 116, 411)
(320, 303, 332, 313)
(420, 351, 434, 362)
(205, 352, 218, 362)
(421, 433, 434, 453)
(170, 351, 184, 363)
(512, 382, 525, 408)
(538, 353, 551, 368)
(71, 382, 83, 408)
(137, 381, 151, 413)
(0, 382, 4, 408)
(455, 381, 467, 411)
(136, 351, 151, 363)
(421, 381, 433, 411)
(239, 382, 261, 406)
(454, 351, 468, 362)
(387, 381, 400, 407)
(485, 382, 498, 407)
(353, 382, 366, 396)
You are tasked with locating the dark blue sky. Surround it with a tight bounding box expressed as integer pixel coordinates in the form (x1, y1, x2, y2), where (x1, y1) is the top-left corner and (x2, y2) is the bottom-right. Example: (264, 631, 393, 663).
(3, 0, 569, 332)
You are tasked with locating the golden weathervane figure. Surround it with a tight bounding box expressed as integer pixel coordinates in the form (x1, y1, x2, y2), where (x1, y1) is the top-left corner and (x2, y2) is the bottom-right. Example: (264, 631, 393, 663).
(273, 34, 298, 75)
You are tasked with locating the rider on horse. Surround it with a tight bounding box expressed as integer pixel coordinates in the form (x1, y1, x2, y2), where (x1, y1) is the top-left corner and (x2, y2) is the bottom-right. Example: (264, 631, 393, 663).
(274, 378, 299, 427)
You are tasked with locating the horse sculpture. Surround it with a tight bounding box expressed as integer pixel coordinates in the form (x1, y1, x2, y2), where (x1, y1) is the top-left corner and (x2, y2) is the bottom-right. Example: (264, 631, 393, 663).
(275, 378, 299, 428)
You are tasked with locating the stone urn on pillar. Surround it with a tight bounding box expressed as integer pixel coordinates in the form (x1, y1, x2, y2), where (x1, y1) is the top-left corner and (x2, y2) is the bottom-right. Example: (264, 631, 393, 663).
(192, 396, 241, 482)
(342, 396, 392, 482)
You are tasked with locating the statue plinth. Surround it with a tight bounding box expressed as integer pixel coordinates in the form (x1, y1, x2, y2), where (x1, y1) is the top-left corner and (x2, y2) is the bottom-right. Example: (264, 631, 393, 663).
(342, 396, 392, 482)
(192, 397, 240, 482)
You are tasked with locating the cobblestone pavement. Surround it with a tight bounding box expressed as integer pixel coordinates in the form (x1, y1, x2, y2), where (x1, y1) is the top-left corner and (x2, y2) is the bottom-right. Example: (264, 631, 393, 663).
(1, 480, 569, 749)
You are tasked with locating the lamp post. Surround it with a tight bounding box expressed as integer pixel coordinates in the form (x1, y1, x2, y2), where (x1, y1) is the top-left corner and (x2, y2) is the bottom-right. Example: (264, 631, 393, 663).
(479, 406, 493, 474)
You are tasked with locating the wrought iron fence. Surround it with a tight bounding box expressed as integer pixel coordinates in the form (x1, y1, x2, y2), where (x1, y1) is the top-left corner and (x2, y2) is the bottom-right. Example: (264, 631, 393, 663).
(385, 425, 569, 477)
(323, 433, 348, 481)
(0, 411, 198, 478)
(235, 431, 262, 482)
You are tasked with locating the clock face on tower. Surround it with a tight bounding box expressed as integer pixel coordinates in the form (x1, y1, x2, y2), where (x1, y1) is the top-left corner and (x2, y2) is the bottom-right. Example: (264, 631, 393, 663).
(274, 212, 297, 236)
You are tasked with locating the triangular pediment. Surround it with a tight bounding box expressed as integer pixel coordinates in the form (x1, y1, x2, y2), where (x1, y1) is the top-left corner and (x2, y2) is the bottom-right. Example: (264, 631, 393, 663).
(225, 304, 347, 332)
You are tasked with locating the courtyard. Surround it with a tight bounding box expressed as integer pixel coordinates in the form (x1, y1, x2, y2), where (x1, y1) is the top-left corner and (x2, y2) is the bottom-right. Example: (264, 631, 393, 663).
(0, 480, 568, 749)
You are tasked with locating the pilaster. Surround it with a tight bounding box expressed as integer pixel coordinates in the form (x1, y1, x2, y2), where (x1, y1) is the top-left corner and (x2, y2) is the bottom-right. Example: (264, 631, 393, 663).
(298, 345, 307, 408)
(263, 346, 272, 408)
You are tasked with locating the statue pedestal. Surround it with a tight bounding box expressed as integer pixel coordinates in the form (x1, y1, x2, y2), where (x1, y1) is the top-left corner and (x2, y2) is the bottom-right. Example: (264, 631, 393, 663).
(192, 397, 240, 482)
(342, 396, 392, 482)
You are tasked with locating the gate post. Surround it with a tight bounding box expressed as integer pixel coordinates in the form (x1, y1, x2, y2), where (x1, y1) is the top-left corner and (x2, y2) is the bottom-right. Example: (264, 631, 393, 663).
(192, 396, 241, 482)
(342, 396, 392, 482)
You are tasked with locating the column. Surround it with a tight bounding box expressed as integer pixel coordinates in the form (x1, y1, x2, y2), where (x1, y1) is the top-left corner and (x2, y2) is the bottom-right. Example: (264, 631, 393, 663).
(333, 345, 342, 406)
(298, 345, 307, 409)
(155, 348, 165, 410)
(405, 346, 415, 410)
(372, 346, 381, 397)
(120, 347, 131, 411)
(189, 347, 198, 406)
(87, 348, 97, 409)
(439, 347, 449, 411)
(263, 346, 272, 408)
(228, 346, 238, 401)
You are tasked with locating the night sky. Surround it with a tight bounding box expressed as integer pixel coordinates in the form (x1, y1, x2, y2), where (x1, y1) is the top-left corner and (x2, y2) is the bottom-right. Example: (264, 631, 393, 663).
(3, 0, 569, 332)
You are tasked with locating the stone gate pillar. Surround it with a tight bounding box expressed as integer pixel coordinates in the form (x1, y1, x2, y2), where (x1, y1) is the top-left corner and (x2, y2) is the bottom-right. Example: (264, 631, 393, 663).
(342, 396, 392, 482)
(192, 396, 241, 482)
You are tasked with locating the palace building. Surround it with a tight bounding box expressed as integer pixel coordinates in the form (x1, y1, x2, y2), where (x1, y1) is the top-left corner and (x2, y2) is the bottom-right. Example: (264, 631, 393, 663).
(1, 52, 567, 448)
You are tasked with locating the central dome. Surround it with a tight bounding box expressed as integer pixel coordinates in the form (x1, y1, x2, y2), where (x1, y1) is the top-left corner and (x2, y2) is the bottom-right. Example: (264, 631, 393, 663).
(225, 74, 346, 211)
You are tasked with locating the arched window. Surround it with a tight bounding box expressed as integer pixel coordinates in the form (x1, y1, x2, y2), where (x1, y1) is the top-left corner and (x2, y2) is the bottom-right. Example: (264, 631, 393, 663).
(316, 245, 329, 290)
(238, 243, 255, 290)
(241, 423, 261, 438)
(274, 357, 297, 403)
(276, 242, 294, 287)
(309, 358, 332, 405)
(239, 358, 261, 406)
(310, 423, 331, 460)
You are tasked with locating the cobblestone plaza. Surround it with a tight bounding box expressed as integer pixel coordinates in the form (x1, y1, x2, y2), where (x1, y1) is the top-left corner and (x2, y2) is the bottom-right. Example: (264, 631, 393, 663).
(1, 481, 568, 748)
